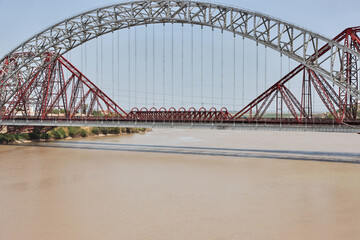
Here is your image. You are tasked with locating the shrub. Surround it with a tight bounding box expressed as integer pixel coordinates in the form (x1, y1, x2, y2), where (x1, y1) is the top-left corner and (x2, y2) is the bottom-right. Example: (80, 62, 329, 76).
(108, 127, 120, 134)
(100, 127, 108, 135)
(29, 132, 41, 140)
(0, 134, 16, 144)
(18, 133, 30, 140)
(13, 134, 20, 140)
(92, 111, 103, 117)
(68, 126, 81, 138)
(40, 132, 50, 140)
(51, 109, 59, 114)
(57, 128, 67, 138)
(79, 129, 88, 137)
(91, 127, 101, 135)
(50, 130, 62, 139)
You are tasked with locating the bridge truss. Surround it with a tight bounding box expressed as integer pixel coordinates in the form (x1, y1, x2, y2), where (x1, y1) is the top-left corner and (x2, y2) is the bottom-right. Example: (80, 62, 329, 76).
(0, 1, 359, 133)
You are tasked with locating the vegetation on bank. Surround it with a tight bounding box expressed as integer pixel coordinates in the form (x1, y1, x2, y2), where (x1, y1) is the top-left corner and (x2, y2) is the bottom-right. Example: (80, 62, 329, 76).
(0, 127, 148, 144)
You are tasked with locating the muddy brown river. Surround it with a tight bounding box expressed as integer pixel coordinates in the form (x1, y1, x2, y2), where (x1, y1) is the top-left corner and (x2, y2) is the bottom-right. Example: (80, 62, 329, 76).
(0, 129, 359, 240)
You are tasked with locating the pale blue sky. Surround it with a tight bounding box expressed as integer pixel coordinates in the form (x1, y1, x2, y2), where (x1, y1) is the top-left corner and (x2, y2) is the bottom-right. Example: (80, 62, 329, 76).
(1, 0, 358, 56)
(0, 0, 359, 111)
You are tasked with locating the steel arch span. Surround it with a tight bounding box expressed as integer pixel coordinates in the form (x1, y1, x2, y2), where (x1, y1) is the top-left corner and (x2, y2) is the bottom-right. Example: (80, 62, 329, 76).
(0, 0, 360, 133)
(1, 0, 360, 102)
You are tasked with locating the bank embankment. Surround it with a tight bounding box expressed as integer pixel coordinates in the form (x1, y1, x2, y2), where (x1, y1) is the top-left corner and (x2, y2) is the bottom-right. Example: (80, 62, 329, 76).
(0, 127, 149, 144)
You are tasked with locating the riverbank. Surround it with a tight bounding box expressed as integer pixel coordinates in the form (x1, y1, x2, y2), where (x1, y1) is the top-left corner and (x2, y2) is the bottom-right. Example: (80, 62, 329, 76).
(0, 126, 149, 144)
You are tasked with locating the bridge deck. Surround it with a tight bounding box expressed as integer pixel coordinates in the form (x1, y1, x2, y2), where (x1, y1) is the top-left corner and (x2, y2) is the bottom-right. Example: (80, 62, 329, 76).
(1, 119, 359, 133)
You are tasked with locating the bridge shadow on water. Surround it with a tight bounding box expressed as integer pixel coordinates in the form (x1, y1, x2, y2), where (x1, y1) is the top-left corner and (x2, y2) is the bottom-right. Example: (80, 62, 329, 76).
(16, 141, 360, 165)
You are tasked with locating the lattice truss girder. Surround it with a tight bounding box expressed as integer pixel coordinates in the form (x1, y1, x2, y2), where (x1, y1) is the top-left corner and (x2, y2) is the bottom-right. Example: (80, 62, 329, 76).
(0, 0, 360, 111)
(232, 27, 360, 123)
(0, 55, 126, 121)
(232, 67, 347, 124)
(127, 107, 232, 122)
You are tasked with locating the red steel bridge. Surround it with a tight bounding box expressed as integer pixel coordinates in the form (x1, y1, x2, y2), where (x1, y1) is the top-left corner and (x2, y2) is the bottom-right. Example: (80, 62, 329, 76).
(0, 1, 360, 133)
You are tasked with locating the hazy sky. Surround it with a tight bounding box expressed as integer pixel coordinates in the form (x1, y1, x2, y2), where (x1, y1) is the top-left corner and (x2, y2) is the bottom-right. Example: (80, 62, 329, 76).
(0, 0, 359, 111)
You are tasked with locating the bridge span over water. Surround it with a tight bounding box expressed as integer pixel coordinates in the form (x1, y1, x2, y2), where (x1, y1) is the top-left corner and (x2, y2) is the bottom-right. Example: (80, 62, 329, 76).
(0, 1, 359, 133)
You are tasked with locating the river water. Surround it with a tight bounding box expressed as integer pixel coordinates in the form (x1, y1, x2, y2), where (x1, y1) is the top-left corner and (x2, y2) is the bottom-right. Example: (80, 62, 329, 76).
(0, 129, 359, 240)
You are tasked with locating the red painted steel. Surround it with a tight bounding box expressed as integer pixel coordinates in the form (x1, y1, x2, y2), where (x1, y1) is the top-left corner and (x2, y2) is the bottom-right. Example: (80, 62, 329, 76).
(127, 107, 233, 123)
(1, 54, 127, 124)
